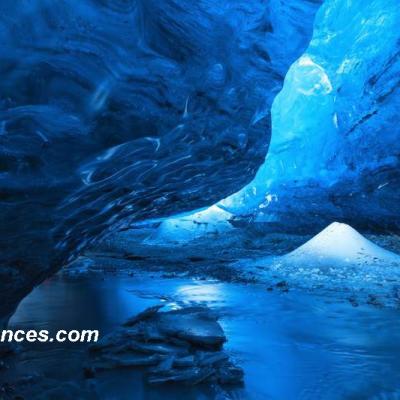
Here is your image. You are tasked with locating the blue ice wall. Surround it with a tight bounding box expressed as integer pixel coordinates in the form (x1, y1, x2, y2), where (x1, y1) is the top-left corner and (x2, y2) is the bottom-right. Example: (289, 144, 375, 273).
(0, 0, 321, 320)
(220, 0, 400, 232)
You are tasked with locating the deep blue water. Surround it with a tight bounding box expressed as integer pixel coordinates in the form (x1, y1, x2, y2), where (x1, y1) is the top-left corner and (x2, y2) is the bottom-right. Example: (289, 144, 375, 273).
(8, 274, 400, 400)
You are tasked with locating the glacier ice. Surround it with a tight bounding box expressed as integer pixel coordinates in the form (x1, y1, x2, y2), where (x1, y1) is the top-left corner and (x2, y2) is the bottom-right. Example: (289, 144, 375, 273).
(147, 0, 400, 243)
(219, 0, 400, 232)
(144, 205, 233, 245)
(0, 0, 322, 322)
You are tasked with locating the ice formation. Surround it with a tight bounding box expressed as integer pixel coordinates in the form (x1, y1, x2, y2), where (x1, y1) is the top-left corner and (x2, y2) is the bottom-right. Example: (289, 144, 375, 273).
(154, 0, 400, 244)
(0, 0, 322, 322)
(219, 0, 400, 232)
(144, 206, 233, 245)
(283, 222, 400, 267)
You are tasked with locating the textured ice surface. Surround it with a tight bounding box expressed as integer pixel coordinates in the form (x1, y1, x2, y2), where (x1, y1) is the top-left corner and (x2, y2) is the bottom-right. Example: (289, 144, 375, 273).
(152, 0, 400, 244)
(0, 0, 322, 320)
(220, 0, 400, 232)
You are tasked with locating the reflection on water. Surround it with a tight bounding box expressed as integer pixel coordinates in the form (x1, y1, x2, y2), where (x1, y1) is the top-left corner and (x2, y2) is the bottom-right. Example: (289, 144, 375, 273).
(8, 274, 400, 400)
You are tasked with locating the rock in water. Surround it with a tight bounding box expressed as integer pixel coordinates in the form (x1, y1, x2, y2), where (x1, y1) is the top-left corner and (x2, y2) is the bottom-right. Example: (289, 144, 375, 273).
(88, 306, 243, 387)
(157, 307, 226, 349)
(123, 304, 164, 327)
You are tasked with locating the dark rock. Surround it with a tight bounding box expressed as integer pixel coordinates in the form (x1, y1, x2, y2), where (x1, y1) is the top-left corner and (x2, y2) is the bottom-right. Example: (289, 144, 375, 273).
(124, 254, 147, 261)
(217, 363, 244, 385)
(150, 355, 175, 373)
(123, 304, 164, 327)
(147, 367, 215, 385)
(140, 324, 167, 342)
(83, 366, 95, 379)
(89, 328, 141, 352)
(128, 340, 188, 356)
(87, 305, 242, 389)
(197, 351, 229, 366)
(189, 257, 206, 262)
(167, 336, 191, 348)
(174, 355, 195, 368)
(92, 354, 163, 371)
(276, 281, 289, 292)
(158, 307, 226, 349)
(367, 294, 383, 307)
(348, 296, 359, 307)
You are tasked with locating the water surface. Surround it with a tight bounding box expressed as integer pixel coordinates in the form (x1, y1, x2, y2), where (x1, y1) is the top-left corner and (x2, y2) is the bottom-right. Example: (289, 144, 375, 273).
(8, 273, 400, 399)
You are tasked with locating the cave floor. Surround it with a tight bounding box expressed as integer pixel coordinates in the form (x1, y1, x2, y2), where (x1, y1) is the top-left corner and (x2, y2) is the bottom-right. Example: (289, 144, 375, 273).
(2, 244, 400, 399)
(81, 229, 400, 308)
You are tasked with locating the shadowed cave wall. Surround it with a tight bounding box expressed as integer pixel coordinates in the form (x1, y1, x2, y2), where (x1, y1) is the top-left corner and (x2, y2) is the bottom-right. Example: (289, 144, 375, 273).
(0, 0, 322, 323)
(2, 0, 400, 327)
(137, 0, 400, 244)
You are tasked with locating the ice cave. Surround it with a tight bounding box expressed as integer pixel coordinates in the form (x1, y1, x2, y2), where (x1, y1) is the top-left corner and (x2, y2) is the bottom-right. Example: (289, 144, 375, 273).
(1, 0, 400, 399)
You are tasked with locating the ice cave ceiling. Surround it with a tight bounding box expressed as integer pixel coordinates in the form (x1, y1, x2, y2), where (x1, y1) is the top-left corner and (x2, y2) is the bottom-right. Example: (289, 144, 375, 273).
(0, 0, 400, 321)
(219, 0, 400, 233)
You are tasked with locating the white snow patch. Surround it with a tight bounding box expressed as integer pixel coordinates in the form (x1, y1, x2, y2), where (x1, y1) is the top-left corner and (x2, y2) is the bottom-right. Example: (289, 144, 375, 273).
(283, 222, 400, 266)
(144, 205, 233, 245)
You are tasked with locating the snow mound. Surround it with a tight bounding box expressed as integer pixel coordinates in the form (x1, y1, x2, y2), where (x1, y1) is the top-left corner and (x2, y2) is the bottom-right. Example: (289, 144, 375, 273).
(284, 222, 400, 266)
(144, 205, 233, 245)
